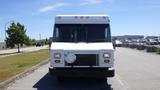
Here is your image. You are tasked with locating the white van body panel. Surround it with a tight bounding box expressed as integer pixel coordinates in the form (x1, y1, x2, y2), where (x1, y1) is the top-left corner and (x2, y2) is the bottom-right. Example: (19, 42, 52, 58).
(51, 42, 113, 50)
(50, 42, 114, 68)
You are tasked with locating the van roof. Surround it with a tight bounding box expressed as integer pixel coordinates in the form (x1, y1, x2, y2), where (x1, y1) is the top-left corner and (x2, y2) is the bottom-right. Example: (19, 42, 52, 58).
(56, 15, 109, 17)
(55, 15, 110, 24)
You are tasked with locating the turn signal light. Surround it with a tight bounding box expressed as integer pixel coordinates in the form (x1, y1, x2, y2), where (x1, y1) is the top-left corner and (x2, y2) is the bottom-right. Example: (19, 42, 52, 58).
(55, 60, 60, 63)
(104, 60, 110, 63)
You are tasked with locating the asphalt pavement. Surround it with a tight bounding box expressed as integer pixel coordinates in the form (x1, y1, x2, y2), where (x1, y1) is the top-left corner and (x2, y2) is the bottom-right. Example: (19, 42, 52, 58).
(6, 47, 160, 90)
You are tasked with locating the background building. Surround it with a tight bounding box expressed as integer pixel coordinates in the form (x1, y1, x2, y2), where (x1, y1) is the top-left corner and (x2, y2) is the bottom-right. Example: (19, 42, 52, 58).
(0, 42, 6, 49)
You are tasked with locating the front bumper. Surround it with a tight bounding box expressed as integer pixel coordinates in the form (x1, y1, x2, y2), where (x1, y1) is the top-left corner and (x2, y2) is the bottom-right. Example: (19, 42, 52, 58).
(49, 67, 115, 78)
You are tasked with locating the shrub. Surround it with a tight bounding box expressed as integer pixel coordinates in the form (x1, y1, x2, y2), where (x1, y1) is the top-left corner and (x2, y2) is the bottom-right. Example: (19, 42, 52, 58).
(156, 48, 160, 54)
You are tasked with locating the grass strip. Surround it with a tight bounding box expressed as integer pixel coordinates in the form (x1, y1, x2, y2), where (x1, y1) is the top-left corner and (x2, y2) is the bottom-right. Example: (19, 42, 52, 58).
(156, 48, 160, 54)
(0, 49, 49, 83)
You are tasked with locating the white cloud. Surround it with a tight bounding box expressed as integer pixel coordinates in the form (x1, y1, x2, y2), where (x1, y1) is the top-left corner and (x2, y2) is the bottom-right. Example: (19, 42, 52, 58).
(39, 3, 65, 12)
(80, 0, 114, 6)
(80, 0, 102, 6)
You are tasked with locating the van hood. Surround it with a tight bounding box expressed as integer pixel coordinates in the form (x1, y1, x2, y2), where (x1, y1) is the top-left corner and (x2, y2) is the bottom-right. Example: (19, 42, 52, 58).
(51, 42, 114, 50)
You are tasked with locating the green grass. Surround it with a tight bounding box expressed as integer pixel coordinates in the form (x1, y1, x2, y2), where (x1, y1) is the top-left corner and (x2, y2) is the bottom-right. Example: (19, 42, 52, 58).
(0, 49, 49, 83)
(156, 48, 160, 54)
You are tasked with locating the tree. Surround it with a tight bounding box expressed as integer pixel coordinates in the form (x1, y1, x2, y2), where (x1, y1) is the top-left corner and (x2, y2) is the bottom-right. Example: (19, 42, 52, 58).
(29, 39, 37, 46)
(45, 38, 49, 45)
(49, 37, 52, 47)
(6, 22, 29, 53)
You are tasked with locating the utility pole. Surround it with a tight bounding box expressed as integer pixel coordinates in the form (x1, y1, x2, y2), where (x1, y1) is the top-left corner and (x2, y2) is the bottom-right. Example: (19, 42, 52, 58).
(158, 34, 160, 43)
(39, 33, 41, 41)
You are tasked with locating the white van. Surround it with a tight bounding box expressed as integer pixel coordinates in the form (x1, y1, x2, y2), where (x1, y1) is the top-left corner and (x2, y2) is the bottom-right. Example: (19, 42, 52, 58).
(49, 15, 115, 78)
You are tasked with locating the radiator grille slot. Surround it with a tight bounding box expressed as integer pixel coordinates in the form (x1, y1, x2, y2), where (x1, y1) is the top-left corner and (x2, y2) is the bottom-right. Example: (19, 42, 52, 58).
(65, 54, 98, 66)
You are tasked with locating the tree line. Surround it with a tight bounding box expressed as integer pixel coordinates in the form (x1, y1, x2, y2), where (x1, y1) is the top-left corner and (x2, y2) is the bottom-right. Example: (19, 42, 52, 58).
(5, 22, 51, 53)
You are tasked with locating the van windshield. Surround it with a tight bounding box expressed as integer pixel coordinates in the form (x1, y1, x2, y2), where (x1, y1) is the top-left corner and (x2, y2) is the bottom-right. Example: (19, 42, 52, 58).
(53, 24, 111, 43)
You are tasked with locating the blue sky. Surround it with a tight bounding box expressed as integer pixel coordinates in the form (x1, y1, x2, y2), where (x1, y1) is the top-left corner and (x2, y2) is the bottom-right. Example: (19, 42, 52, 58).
(0, 0, 160, 42)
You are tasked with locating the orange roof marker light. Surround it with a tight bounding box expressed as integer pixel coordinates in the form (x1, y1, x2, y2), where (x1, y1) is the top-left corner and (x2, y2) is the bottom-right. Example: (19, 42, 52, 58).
(58, 16, 62, 19)
(86, 16, 89, 19)
(75, 16, 78, 19)
(80, 16, 84, 19)
(102, 16, 107, 19)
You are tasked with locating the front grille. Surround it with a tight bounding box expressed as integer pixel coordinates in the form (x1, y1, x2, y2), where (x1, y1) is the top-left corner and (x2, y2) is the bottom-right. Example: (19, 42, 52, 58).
(65, 54, 98, 66)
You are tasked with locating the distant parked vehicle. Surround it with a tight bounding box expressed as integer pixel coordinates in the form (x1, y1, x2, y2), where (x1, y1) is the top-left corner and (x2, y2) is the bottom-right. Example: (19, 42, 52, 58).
(36, 42, 43, 47)
(158, 40, 160, 45)
(115, 40, 123, 47)
(146, 39, 158, 45)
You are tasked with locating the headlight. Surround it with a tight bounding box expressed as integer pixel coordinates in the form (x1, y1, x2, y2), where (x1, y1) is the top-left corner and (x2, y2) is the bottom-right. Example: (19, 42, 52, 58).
(54, 53, 61, 59)
(103, 53, 110, 58)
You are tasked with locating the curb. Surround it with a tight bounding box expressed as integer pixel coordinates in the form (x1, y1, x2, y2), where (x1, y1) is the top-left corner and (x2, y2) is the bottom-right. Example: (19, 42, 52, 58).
(0, 58, 50, 90)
